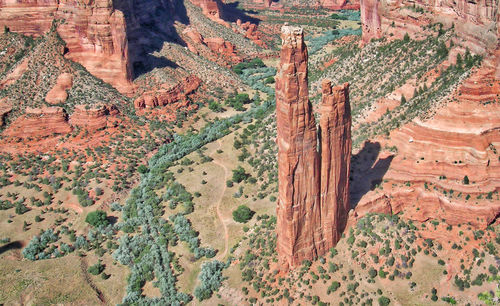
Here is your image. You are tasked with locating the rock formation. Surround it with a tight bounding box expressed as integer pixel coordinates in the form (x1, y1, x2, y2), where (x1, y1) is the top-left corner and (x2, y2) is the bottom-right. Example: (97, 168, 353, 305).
(0, 0, 132, 94)
(276, 26, 322, 269)
(134, 76, 201, 109)
(0, 98, 12, 126)
(190, 0, 227, 26)
(45, 73, 73, 105)
(319, 81, 352, 250)
(69, 104, 120, 132)
(360, 0, 381, 44)
(276, 26, 352, 269)
(3, 107, 72, 138)
(359, 0, 499, 58)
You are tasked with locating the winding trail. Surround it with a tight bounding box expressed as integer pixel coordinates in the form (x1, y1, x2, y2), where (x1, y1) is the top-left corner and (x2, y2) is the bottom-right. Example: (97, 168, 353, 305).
(210, 140, 230, 260)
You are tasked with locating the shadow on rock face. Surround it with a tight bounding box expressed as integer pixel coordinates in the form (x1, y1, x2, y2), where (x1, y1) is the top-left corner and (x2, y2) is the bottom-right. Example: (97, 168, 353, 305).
(349, 141, 393, 208)
(114, 0, 187, 79)
(218, 1, 262, 24)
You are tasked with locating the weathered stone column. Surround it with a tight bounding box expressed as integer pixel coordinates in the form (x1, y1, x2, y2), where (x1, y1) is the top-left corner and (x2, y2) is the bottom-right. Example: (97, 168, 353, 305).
(319, 80, 352, 250)
(275, 25, 322, 270)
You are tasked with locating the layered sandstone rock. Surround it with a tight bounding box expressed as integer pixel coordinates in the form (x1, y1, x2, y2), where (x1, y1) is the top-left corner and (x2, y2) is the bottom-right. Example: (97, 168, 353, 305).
(69, 104, 119, 132)
(360, 0, 381, 44)
(276, 26, 352, 269)
(134, 76, 201, 109)
(360, 0, 499, 57)
(3, 107, 72, 138)
(204, 38, 241, 61)
(45, 73, 73, 105)
(182, 26, 242, 64)
(319, 81, 352, 250)
(350, 62, 500, 230)
(0, 0, 132, 94)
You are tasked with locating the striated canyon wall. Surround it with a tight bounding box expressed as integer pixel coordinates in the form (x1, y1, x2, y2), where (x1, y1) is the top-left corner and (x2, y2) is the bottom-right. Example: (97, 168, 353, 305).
(0, 0, 133, 94)
(360, 0, 499, 56)
(276, 26, 352, 269)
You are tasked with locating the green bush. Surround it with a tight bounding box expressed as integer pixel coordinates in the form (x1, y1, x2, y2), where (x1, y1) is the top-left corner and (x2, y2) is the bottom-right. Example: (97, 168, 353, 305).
(232, 205, 255, 223)
(85, 210, 109, 227)
(88, 261, 105, 275)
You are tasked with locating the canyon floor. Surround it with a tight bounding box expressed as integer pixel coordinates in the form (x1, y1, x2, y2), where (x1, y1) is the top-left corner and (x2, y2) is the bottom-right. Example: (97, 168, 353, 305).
(0, 3, 499, 306)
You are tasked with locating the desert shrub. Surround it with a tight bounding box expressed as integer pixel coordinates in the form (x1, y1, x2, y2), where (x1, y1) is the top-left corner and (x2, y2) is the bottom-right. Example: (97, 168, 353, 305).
(85, 210, 109, 227)
(88, 261, 105, 275)
(378, 296, 390, 306)
(233, 205, 255, 223)
(232, 166, 249, 183)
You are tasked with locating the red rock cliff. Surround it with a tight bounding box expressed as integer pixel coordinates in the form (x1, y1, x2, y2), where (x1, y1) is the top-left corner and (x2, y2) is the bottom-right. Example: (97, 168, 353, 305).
(360, 0, 381, 44)
(276, 26, 322, 270)
(3, 107, 72, 138)
(69, 104, 120, 132)
(319, 81, 352, 250)
(276, 26, 352, 270)
(360, 0, 499, 57)
(0, 0, 132, 94)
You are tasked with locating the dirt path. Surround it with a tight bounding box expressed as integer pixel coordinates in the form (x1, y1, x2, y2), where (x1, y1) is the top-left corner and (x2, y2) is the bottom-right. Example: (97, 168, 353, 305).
(79, 256, 107, 304)
(210, 140, 230, 260)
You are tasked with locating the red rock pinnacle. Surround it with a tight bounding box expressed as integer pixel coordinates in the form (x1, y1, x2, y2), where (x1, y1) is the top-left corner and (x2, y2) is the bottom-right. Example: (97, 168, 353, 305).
(319, 81, 352, 251)
(275, 26, 352, 270)
(276, 25, 322, 270)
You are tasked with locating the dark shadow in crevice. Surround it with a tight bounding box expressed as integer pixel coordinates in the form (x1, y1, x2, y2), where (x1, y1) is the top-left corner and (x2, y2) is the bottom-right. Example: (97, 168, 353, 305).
(218, 1, 261, 24)
(349, 141, 393, 208)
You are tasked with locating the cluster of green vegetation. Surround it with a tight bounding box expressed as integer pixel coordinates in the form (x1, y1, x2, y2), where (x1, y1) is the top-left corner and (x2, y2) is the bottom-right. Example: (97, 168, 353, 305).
(106, 60, 278, 303)
(232, 58, 266, 75)
(234, 211, 500, 305)
(306, 28, 362, 55)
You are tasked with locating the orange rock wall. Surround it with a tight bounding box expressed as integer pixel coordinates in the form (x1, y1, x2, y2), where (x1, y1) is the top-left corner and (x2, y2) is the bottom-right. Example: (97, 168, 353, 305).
(3, 107, 72, 138)
(360, 0, 499, 56)
(134, 75, 201, 109)
(69, 104, 119, 132)
(0, 0, 132, 94)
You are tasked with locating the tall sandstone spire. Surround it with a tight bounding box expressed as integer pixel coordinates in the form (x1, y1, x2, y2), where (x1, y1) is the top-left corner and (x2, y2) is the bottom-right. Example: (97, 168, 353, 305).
(319, 81, 352, 250)
(276, 25, 352, 270)
(275, 26, 322, 270)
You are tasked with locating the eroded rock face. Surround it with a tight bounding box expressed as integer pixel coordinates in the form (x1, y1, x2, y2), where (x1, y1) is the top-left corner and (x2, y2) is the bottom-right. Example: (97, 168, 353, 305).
(190, 0, 227, 26)
(276, 26, 352, 270)
(134, 76, 201, 109)
(0, 0, 132, 94)
(276, 26, 322, 270)
(319, 81, 352, 251)
(3, 107, 72, 138)
(45, 73, 73, 105)
(350, 62, 500, 230)
(69, 104, 119, 132)
(360, 0, 381, 44)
